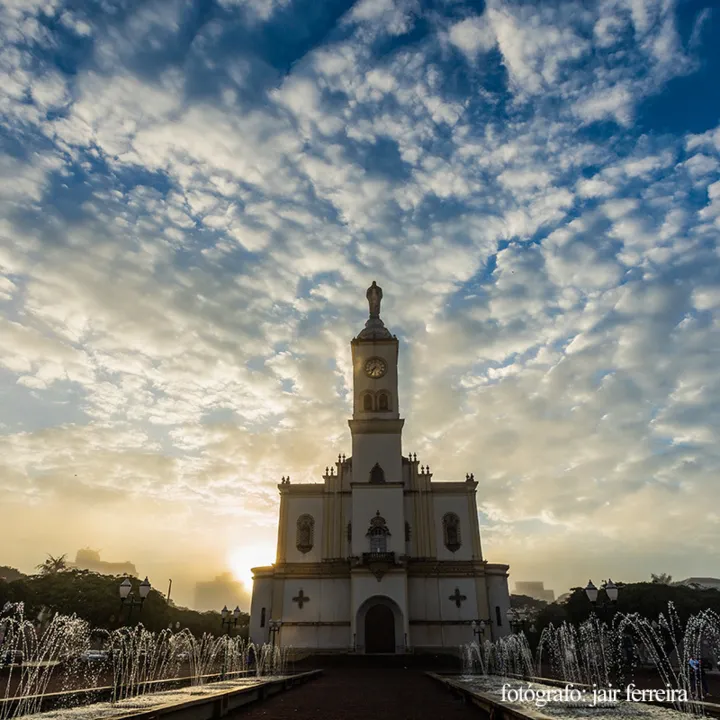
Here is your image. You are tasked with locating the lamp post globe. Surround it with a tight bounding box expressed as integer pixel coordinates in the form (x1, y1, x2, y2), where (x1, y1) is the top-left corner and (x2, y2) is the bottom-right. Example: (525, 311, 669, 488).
(584, 580, 599, 604)
(139, 577, 151, 599)
(119, 578, 132, 600)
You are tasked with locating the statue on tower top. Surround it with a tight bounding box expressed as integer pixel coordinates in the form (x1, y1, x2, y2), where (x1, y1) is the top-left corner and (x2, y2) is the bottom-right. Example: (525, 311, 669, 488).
(356, 280, 393, 340)
(367, 281, 382, 318)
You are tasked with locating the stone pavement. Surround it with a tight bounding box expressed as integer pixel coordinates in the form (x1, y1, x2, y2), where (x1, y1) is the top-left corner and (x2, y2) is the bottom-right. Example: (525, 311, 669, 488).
(229, 668, 482, 720)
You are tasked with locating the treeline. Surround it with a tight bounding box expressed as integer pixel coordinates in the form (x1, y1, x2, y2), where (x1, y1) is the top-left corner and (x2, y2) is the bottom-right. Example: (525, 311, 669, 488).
(520, 582, 720, 635)
(0, 568, 249, 638)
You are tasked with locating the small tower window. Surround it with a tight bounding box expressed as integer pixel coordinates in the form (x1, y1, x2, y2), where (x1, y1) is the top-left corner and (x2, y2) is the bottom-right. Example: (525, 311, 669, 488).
(369, 463, 385, 484)
(405, 522, 411, 542)
(260, 608, 266, 628)
(296, 514, 315, 553)
(363, 393, 373, 411)
(442, 512, 461, 552)
(496, 606, 502, 627)
(378, 392, 390, 411)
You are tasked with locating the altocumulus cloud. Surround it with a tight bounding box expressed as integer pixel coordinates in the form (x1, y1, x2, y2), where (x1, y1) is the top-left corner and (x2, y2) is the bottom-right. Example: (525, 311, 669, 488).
(0, 0, 719, 601)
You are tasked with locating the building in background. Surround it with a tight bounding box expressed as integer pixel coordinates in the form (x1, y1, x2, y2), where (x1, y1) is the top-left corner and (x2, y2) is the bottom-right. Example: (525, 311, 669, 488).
(70, 548, 137, 576)
(514, 581, 555, 603)
(250, 283, 511, 654)
(194, 572, 248, 612)
(675, 577, 720, 591)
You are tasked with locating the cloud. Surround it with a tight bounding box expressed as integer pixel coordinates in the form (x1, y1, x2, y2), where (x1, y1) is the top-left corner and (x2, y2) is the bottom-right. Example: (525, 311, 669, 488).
(448, 16, 496, 59)
(0, 0, 719, 601)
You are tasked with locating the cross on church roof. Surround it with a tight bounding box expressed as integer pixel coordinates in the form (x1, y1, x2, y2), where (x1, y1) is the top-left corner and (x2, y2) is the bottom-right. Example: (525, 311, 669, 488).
(292, 589, 309, 609)
(449, 587, 467, 608)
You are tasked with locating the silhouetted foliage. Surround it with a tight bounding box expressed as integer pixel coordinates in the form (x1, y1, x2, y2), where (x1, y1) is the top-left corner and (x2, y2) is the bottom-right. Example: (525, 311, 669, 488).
(651, 573, 673, 584)
(36, 554, 69, 575)
(0, 566, 25, 582)
(510, 594, 549, 611)
(533, 582, 720, 634)
(0, 569, 249, 638)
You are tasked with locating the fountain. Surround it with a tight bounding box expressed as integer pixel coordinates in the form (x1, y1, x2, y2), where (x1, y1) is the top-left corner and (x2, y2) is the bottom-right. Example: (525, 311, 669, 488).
(456, 604, 720, 716)
(0, 603, 290, 719)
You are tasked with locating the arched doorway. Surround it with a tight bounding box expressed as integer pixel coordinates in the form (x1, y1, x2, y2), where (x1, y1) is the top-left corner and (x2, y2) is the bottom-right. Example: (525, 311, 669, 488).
(365, 604, 395, 653)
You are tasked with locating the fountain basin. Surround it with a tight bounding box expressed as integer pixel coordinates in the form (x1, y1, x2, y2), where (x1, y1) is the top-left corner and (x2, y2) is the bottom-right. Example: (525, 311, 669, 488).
(15, 670, 322, 720)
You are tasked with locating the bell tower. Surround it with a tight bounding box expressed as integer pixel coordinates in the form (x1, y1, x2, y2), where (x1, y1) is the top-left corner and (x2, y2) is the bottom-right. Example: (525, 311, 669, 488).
(349, 281, 404, 485)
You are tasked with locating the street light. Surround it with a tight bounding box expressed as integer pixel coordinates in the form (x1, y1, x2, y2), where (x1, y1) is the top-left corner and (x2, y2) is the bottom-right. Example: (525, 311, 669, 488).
(584, 579, 619, 620)
(268, 619, 282, 647)
(507, 608, 531, 633)
(471, 620, 487, 642)
(220, 606, 241, 634)
(118, 577, 152, 624)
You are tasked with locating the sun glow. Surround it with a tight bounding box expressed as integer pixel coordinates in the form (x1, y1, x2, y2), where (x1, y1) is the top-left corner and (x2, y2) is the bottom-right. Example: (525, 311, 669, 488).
(228, 544, 275, 590)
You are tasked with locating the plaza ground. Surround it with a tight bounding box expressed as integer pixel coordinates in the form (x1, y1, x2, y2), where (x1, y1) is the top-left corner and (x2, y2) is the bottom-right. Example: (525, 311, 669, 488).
(228, 668, 479, 719)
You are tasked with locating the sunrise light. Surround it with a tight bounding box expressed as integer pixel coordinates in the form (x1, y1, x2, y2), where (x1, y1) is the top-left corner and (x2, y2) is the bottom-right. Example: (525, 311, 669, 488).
(228, 544, 275, 590)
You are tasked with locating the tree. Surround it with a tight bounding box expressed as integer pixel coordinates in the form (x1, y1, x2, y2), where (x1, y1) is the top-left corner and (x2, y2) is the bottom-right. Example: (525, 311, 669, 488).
(36, 554, 69, 575)
(0, 566, 25, 582)
(651, 573, 673, 584)
(0, 568, 249, 638)
(511, 594, 549, 611)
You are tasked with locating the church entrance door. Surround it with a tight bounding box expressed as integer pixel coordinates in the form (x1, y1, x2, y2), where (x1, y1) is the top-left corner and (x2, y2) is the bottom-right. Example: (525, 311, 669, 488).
(364, 603, 395, 653)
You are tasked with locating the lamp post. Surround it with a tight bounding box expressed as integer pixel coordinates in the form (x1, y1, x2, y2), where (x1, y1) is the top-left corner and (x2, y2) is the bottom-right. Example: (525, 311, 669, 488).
(119, 577, 151, 625)
(268, 619, 282, 648)
(584, 579, 619, 621)
(220, 606, 241, 634)
(471, 620, 487, 643)
(219, 606, 241, 681)
(507, 608, 531, 634)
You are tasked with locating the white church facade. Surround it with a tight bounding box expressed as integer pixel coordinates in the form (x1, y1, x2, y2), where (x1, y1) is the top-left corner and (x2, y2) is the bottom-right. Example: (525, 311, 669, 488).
(249, 282, 511, 653)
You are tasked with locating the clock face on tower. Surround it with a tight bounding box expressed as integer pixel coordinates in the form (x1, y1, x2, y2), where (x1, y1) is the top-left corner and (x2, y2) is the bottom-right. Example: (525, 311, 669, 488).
(364, 357, 387, 379)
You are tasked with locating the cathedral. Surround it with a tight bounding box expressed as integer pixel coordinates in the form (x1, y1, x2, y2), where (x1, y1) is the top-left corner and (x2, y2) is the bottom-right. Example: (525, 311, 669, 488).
(249, 283, 510, 653)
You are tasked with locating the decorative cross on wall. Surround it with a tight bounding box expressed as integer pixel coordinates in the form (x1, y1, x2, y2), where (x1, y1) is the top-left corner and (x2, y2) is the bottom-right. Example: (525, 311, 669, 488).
(449, 587, 467, 608)
(292, 589, 309, 609)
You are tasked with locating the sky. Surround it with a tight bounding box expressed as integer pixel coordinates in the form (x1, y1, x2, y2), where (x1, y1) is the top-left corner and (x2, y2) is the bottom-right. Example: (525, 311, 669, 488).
(1, 0, 719, 610)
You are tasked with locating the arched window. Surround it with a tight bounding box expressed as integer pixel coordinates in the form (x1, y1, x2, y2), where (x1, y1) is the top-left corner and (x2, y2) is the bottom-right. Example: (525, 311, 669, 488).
(378, 392, 390, 411)
(496, 605, 502, 627)
(442, 512, 461, 552)
(363, 393, 373, 411)
(369, 463, 386, 484)
(366, 511, 391, 553)
(296, 514, 315, 553)
(260, 607, 266, 628)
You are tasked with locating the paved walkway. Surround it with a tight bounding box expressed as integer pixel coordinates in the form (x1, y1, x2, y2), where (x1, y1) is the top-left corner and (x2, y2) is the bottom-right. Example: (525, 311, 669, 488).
(230, 669, 482, 720)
